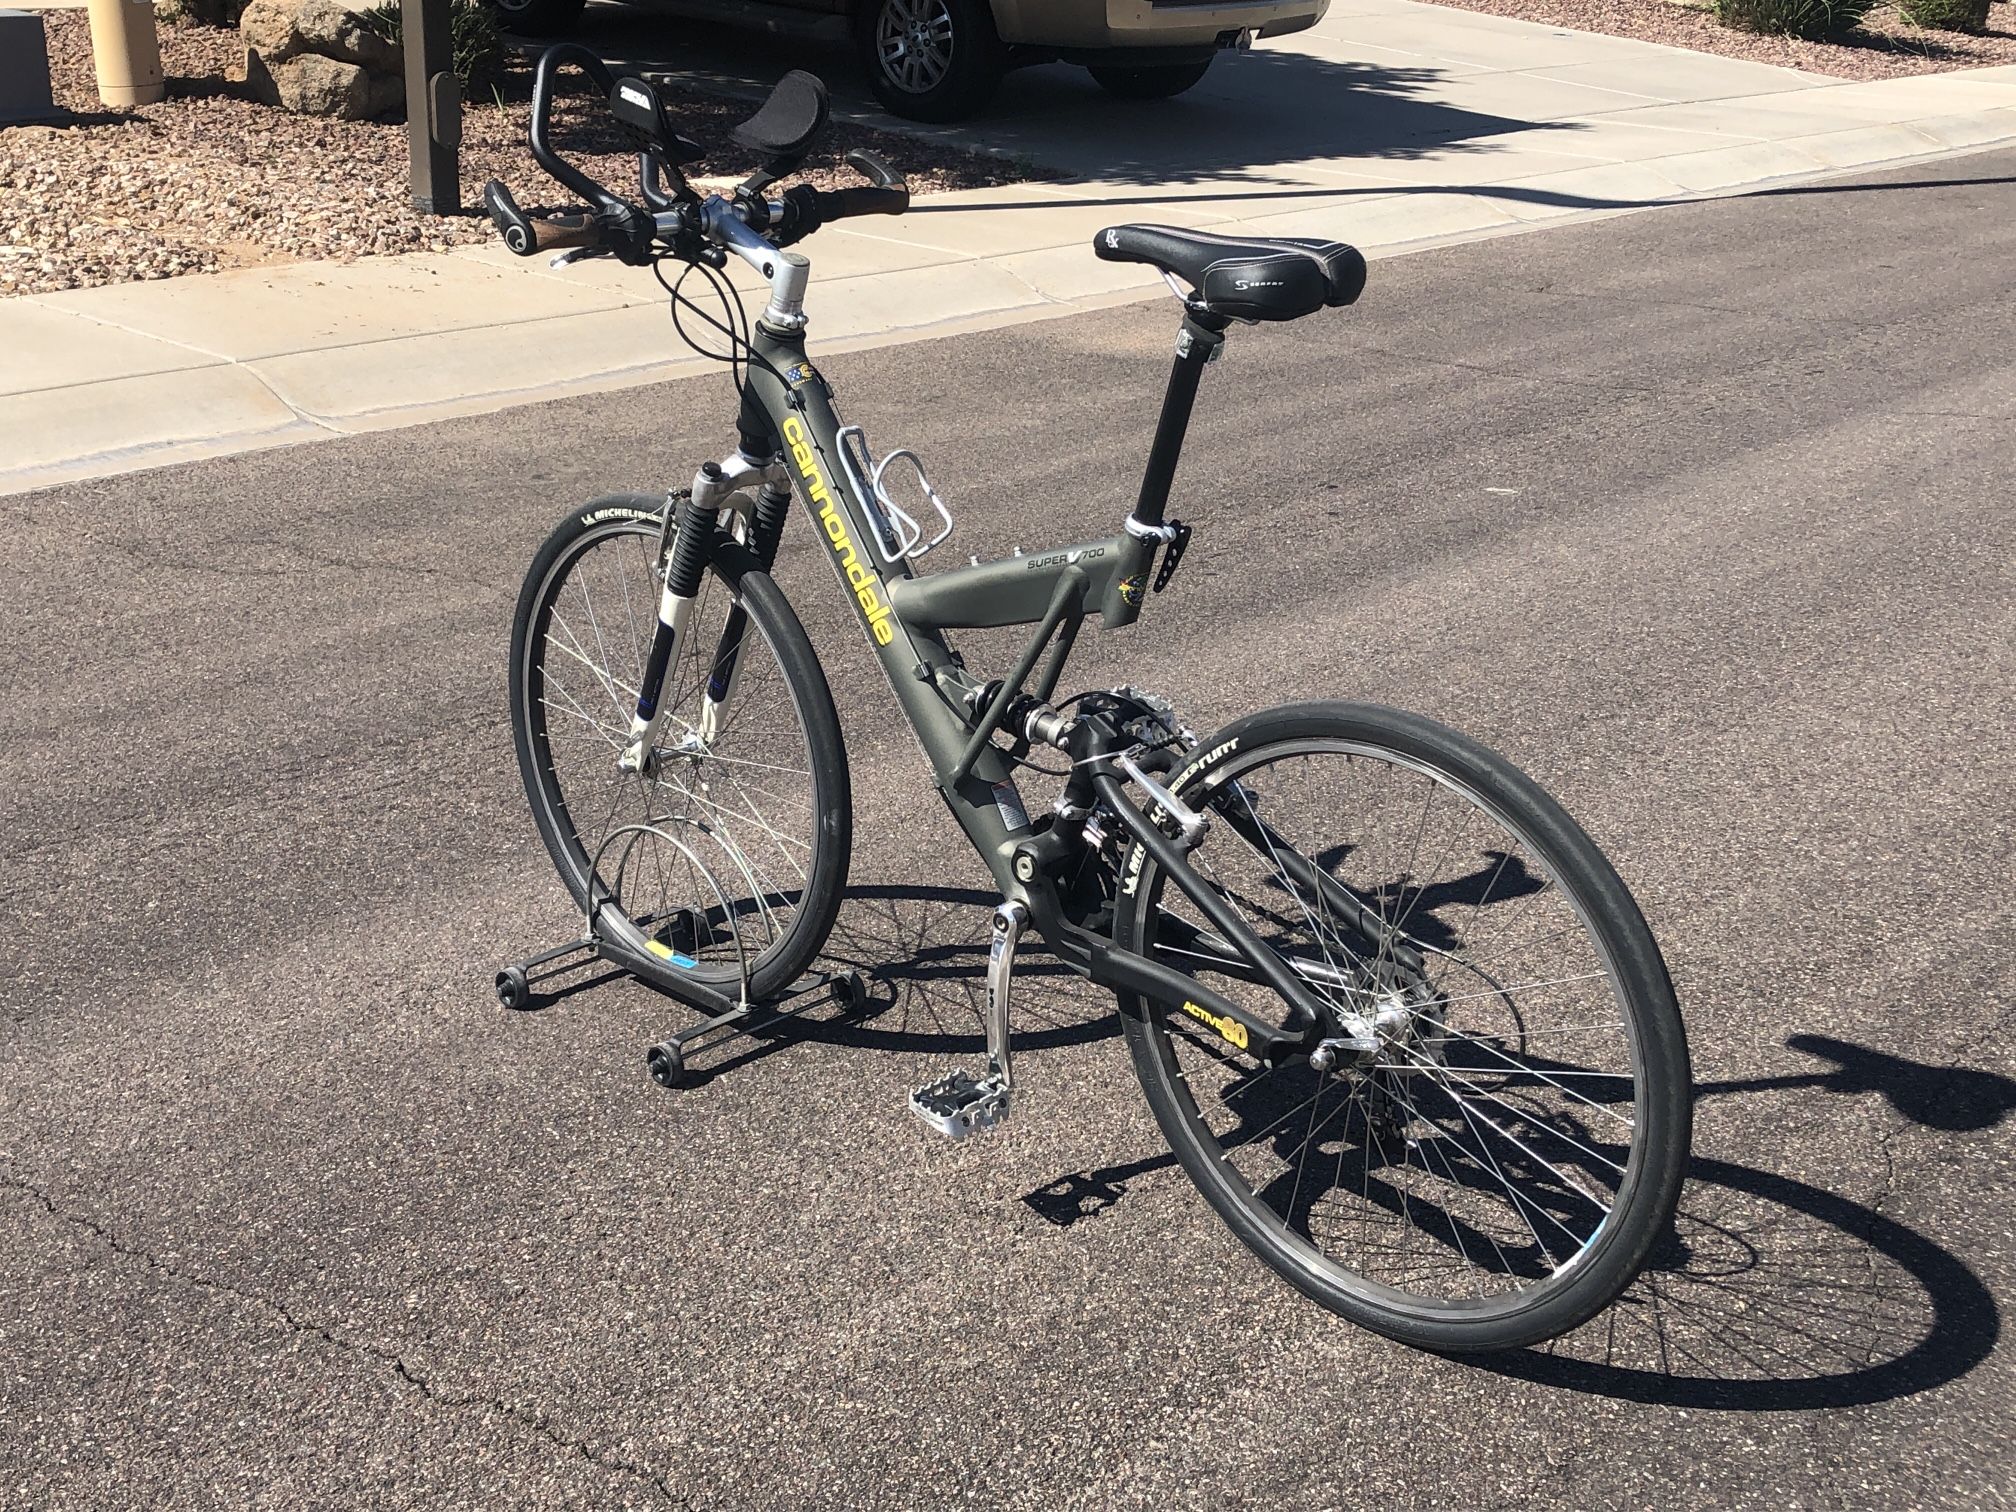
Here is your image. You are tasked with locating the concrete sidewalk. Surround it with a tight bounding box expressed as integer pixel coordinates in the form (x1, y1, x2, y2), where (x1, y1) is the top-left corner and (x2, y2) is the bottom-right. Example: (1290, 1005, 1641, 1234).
(5, 0, 2015, 494)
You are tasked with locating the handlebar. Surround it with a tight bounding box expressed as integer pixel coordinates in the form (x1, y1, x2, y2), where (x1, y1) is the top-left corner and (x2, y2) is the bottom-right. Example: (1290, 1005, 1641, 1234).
(483, 45, 910, 272)
(482, 182, 599, 256)
(526, 44, 621, 213)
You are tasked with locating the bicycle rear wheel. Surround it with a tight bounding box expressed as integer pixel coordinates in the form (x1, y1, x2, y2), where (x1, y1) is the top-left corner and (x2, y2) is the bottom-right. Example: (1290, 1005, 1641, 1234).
(510, 494, 850, 1001)
(1113, 702, 1690, 1352)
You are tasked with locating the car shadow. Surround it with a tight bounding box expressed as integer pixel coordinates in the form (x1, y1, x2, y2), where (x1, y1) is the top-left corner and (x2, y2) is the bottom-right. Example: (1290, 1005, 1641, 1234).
(511, 11, 2015, 221)
(534, 7, 1581, 181)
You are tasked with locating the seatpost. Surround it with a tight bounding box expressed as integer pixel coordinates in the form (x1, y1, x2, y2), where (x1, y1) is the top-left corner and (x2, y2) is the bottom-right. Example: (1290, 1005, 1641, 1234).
(1131, 312, 1227, 528)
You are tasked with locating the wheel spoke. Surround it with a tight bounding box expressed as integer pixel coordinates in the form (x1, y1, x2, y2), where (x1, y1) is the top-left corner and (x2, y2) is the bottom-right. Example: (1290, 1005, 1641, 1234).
(520, 519, 829, 989)
(1125, 728, 1669, 1327)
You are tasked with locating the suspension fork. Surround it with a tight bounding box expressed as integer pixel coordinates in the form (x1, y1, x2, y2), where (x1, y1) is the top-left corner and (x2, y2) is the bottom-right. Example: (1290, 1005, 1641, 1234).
(697, 474, 792, 745)
(618, 450, 796, 772)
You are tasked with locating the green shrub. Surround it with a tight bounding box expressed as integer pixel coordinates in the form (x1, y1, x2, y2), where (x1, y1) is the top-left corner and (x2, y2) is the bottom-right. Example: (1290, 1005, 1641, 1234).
(361, 0, 503, 92)
(1897, 0, 1991, 31)
(1714, 0, 1877, 38)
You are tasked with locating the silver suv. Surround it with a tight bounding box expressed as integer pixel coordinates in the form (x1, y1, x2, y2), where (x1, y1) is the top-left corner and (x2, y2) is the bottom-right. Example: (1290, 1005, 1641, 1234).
(494, 0, 1329, 121)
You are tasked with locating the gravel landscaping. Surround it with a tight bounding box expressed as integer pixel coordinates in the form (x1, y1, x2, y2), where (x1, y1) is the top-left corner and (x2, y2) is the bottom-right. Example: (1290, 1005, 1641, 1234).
(1424, 0, 2016, 79)
(0, 13, 1044, 297)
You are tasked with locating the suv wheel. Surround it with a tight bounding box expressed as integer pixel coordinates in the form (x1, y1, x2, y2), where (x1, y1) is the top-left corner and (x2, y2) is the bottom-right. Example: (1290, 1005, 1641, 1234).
(859, 0, 1005, 122)
(490, 0, 587, 37)
(1088, 58, 1214, 99)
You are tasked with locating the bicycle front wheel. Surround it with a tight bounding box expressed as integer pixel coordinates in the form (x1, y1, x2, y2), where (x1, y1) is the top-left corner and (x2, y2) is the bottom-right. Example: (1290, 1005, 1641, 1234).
(510, 494, 850, 1002)
(1113, 702, 1690, 1352)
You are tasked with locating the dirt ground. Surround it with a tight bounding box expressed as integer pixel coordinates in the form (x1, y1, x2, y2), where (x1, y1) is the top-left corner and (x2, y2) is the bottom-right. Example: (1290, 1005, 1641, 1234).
(1425, 0, 2016, 80)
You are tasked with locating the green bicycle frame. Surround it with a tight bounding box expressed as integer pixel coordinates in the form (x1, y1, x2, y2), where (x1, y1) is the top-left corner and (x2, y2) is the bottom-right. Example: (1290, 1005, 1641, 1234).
(699, 310, 1348, 1058)
(742, 322, 1162, 899)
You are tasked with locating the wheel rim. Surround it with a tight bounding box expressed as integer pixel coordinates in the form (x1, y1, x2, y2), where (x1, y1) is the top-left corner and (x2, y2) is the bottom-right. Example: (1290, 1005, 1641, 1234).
(875, 0, 956, 95)
(523, 519, 820, 985)
(1132, 737, 1652, 1317)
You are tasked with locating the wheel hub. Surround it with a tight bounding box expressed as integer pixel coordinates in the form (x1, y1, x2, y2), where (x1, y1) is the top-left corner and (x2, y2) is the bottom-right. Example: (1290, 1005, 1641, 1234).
(1310, 986, 1442, 1077)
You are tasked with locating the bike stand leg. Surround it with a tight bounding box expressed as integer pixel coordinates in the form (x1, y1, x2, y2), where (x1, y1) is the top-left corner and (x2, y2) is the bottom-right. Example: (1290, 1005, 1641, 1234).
(495, 936, 599, 1011)
(647, 970, 868, 1089)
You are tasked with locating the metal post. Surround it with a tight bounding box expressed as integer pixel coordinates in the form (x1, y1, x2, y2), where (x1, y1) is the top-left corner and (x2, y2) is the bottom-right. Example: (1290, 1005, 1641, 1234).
(85, 0, 164, 107)
(401, 0, 461, 215)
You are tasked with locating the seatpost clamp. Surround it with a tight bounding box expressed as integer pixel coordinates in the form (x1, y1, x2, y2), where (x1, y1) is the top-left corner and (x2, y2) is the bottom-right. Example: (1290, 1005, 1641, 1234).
(1124, 515, 1180, 544)
(1176, 317, 1226, 363)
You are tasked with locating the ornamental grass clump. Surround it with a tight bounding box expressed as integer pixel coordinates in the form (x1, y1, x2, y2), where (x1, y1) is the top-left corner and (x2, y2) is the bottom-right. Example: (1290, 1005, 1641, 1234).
(1714, 0, 1877, 37)
(361, 0, 502, 90)
(1897, 0, 1992, 31)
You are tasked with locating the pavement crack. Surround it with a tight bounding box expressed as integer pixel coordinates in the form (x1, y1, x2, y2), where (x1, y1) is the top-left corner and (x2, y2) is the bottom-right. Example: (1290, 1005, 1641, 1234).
(0, 1161, 687, 1508)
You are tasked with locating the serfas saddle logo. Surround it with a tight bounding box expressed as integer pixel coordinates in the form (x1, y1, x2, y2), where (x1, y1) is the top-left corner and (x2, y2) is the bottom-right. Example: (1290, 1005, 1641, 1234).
(782, 416, 896, 646)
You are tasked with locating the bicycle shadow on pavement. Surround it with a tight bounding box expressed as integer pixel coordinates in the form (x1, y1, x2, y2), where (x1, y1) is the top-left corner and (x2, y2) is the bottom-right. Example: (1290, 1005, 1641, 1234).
(663, 882, 1118, 1087)
(646, 883, 2007, 1413)
(1027, 1034, 2010, 1411)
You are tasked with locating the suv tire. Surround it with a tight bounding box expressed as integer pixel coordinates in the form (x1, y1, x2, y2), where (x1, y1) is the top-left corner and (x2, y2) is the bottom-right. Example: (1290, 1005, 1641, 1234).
(858, 0, 1005, 122)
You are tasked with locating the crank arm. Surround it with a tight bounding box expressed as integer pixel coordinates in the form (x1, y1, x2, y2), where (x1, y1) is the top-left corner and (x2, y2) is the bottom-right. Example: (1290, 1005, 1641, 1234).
(985, 899, 1025, 1085)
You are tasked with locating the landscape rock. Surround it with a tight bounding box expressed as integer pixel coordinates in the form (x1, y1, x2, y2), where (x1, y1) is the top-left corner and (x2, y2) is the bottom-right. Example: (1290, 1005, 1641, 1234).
(245, 49, 377, 119)
(240, 0, 401, 119)
(240, 0, 400, 70)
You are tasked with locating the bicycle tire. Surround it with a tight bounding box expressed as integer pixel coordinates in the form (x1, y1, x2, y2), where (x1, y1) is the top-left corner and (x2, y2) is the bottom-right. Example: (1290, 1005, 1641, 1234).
(510, 494, 851, 1002)
(1112, 701, 1691, 1352)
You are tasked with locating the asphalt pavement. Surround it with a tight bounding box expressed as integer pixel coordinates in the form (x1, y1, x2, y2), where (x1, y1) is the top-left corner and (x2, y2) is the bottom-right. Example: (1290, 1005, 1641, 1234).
(3, 150, 2013, 1508)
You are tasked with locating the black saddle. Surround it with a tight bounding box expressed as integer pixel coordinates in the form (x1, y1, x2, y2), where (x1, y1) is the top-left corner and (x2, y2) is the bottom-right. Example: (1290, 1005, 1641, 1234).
(1093, 224, 1366, 322)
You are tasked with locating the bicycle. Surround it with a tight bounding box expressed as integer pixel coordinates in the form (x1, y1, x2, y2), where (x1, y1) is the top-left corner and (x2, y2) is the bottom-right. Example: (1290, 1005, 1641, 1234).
(490, 44, 1693, 1353)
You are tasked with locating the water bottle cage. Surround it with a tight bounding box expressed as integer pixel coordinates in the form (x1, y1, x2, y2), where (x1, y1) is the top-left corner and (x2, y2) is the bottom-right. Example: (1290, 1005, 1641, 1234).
(834, 424, 956, 563)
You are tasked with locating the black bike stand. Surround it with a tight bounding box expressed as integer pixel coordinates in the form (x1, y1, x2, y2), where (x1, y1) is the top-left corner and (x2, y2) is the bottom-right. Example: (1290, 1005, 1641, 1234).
(493, 922, 867, 1091)
(495, 822, 868, 1089)
(640, 967, 867, 1089)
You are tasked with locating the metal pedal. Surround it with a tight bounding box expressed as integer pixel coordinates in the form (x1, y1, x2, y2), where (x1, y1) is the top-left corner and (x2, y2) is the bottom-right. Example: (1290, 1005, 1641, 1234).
(909, 1069, 1012, 1140)
(908, 899, 1029, 1141)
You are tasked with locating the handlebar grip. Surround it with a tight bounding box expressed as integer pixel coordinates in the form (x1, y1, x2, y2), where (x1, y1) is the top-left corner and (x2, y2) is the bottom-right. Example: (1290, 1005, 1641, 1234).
(526, 214, 601, 253)
(483, 180, 600, 257)
(818, 183, 911, 220)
